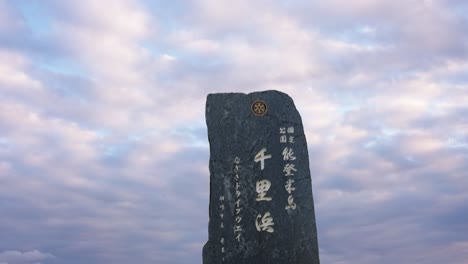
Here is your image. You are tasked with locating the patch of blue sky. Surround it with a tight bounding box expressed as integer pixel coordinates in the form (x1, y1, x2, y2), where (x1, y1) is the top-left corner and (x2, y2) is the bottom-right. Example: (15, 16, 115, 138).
(451, 1, 468, 19)
(98, 138, 139, 159)
(16, 1, 53, 35)
(125, 128, 168, 142)
(330, 90, 369, 117)
(128, 134, 144, 142)
(384, 68, 421, 82)
(332, 25, 381, 50)
(440, 72, 468, 86)
(140, 39, 222, 71)
(102, 144, 128, 157)
(169, 122, 208, 148)
(381, 127, 401, 137)
(38, 58, 90, 78)
(164, 48, 225, 73)
(94, 129, 112, 139)
(125, 132, 155, 143)
(279, 0, 292, 8)
(446, 135, 468, 150)
(85, 129, 142, 159)
(140, 41, 163, 57)
(425, 100, 448, 115)
(0, 137, 12, 150)
(141, 0, 186, 30)
(336, 104, 360, 117)
(364, 127, 401, 149)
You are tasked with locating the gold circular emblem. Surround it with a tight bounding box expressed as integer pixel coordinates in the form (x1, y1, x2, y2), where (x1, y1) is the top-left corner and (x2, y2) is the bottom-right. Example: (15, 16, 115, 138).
(251, 100, 267, 116)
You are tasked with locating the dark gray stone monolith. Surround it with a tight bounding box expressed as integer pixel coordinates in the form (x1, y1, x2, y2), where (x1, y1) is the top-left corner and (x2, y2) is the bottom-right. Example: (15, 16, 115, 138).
(203, 90, 320, 264)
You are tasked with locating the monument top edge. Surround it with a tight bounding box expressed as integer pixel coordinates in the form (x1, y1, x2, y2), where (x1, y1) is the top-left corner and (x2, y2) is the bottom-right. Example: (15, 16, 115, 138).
(207, 90, 290, 97)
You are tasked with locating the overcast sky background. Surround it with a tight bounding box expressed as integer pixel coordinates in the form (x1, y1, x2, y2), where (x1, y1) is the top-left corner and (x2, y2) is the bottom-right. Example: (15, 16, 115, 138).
(1, 0, 467, 263)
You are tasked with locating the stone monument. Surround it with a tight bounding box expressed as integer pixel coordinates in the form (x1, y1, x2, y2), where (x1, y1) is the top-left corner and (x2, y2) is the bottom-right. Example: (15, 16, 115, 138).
(203, 90, 320, 264)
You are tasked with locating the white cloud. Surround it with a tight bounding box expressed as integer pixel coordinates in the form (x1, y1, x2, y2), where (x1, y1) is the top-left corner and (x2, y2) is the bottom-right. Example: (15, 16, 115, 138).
(0, 250, 54, 264)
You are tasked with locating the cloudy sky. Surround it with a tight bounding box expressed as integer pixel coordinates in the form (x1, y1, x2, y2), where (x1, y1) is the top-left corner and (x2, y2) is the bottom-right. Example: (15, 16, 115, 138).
(1, 0, 467, 263)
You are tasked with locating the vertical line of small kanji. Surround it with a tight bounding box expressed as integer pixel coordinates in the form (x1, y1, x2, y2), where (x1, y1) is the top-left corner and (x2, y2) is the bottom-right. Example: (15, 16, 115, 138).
(280, 126, 297, 211)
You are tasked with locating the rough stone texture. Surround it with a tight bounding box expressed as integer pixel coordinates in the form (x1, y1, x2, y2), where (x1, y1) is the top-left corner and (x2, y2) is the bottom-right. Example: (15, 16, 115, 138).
(203, 90, 320, 264)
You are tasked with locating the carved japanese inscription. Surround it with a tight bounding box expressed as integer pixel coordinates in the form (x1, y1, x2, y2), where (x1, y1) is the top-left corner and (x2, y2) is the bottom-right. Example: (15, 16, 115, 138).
(203, 90, 320, 264)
